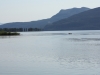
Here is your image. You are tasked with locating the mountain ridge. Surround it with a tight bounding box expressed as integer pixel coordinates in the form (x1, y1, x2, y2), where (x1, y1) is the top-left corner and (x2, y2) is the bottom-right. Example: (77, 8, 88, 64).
(0, 23, 2, 25)
(49, 7, 90, 22)
(44, 7, 100, 31)
(0, 7, 90, 29)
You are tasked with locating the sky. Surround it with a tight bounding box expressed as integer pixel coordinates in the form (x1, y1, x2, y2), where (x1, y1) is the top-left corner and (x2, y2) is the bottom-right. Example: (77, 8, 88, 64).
(0, 0, 100, 23)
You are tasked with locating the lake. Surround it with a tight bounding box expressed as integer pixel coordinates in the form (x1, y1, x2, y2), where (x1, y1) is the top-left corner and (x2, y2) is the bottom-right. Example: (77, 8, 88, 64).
(0, 30, 100, 75)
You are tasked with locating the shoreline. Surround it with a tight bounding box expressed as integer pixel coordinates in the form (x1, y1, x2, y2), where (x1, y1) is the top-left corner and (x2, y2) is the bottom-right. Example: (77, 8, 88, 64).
(0, 31, 20, 36)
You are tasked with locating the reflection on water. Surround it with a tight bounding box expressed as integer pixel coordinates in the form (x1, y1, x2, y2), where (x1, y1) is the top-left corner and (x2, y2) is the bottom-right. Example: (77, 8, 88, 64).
(0, 36, 11, 39)
(67, 38, 100, 42)
(0, 30, 100, 75)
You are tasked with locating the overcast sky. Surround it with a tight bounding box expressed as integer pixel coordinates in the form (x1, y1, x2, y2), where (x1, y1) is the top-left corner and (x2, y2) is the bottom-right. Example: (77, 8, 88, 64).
(0, 0, 100, 23)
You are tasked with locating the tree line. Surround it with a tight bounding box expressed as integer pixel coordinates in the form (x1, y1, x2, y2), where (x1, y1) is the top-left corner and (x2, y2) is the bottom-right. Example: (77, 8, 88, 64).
(0, 28, 41, 32)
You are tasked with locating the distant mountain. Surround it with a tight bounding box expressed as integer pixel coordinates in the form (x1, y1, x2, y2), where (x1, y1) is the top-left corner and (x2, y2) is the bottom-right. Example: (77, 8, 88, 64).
(44, 7, 100, 31)
(0, 19, 50, 29)
(0, 20, 49, 29)
(49, 7, 90, 22)
(0, 23, 2, 25)
(0, 7, 90, 29)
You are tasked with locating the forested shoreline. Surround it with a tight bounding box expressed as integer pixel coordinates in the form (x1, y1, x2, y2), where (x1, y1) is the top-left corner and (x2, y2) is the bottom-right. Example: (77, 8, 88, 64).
(0, 28, 41, 32)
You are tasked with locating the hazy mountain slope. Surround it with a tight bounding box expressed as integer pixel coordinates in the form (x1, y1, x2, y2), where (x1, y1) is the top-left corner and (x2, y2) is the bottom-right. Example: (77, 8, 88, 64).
(49, 7, 90, 22)
(0, 19, 50, 28)
(0, 7, 90, 29)
(44, 7, 100, 31)
(0, 23, 2, 25)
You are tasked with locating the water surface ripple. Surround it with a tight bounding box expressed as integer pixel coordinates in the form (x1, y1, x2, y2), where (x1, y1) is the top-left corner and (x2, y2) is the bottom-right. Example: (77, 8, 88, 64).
(0, 30, 100, 75)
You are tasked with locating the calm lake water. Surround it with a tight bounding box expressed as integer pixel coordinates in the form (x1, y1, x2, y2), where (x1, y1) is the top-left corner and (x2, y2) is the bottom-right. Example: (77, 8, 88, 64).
(0, 30, 100, 75)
